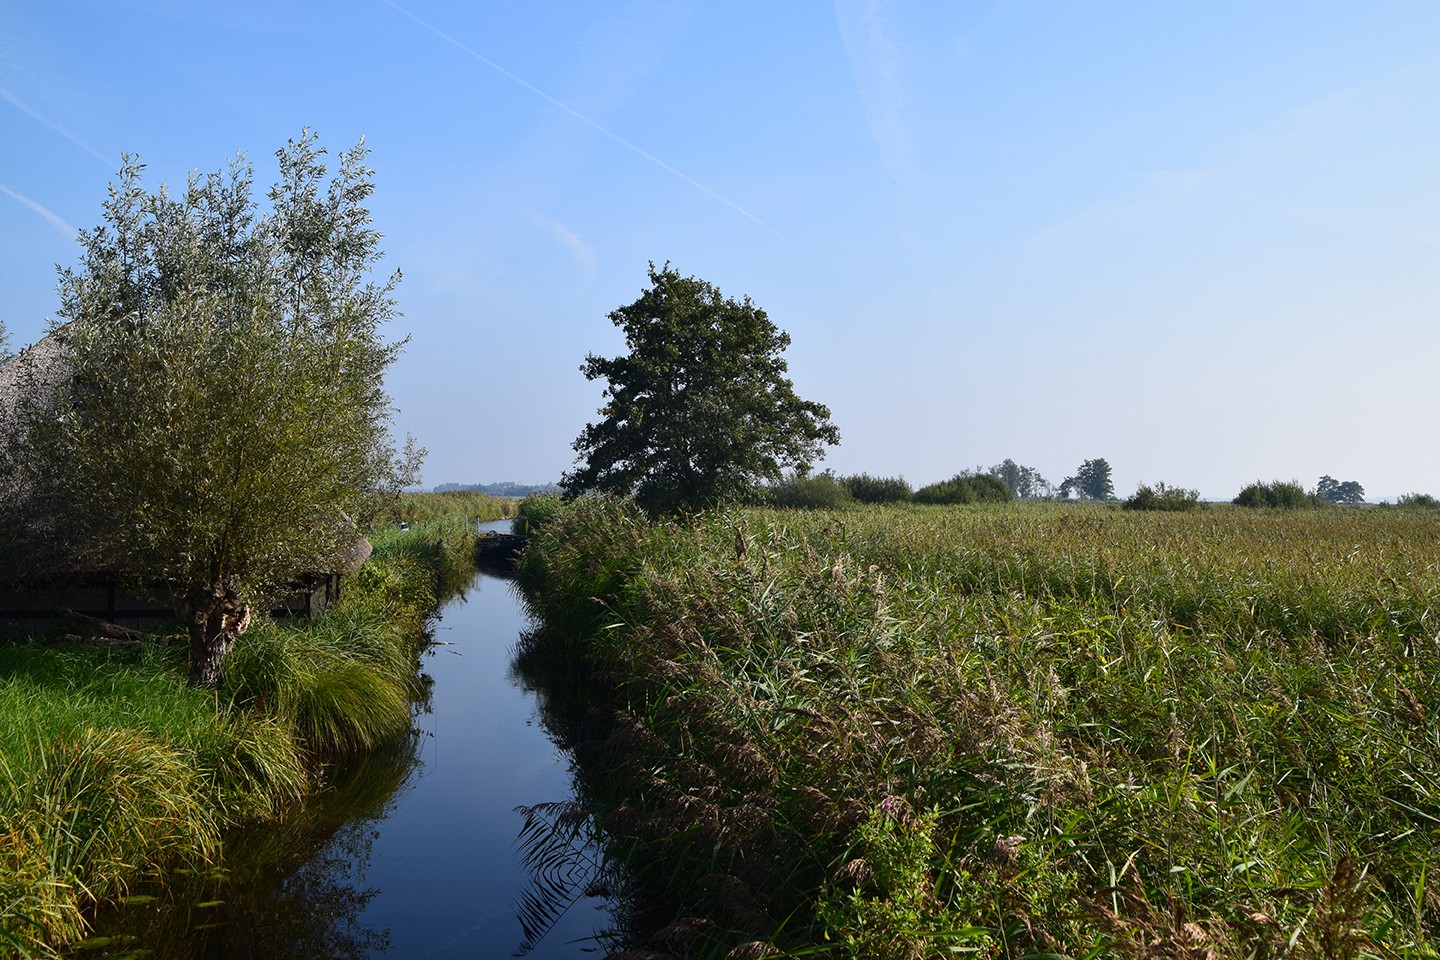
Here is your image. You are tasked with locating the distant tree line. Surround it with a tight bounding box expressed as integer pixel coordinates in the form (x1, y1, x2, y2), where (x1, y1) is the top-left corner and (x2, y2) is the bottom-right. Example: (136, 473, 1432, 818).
(762, 470, 1014, 510)
(759, 463, 1430, 513)
(1232, 476, 1370, 509)
(761, 458, 1102, 510)
(434, 481, 560, 497)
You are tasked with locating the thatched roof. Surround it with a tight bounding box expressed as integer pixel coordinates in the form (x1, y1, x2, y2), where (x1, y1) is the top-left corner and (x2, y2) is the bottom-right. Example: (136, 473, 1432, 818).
(0, 333, 70, 515)
(0, 331, 69, 424)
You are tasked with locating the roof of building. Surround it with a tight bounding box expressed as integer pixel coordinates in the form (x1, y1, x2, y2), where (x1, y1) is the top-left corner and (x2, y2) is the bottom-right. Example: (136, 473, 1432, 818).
(0, 331, 69, 426)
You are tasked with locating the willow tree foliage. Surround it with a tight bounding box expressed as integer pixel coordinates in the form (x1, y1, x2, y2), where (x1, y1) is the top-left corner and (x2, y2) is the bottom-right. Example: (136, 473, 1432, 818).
(563, 263, 839, 514)
(8, 132, 419, 688)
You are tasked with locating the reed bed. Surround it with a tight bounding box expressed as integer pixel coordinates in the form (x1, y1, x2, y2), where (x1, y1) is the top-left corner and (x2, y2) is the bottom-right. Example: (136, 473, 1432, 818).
(516, 498, 1440, 959)
(0, 493, 494, 956)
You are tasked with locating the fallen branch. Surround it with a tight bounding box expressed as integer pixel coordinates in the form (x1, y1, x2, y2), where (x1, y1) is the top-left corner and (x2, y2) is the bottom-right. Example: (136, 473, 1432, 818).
(60, 608, 148, 644)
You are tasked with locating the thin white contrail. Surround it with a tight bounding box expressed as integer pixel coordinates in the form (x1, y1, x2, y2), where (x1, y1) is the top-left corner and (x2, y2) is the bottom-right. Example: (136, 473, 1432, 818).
(379, 0, 782, 239)
(0, 86, 115, 169)
(0, 184, 78, 240)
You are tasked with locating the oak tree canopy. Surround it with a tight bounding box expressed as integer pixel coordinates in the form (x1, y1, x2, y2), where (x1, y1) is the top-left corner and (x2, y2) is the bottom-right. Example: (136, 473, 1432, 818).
(562, 263, 839, 514)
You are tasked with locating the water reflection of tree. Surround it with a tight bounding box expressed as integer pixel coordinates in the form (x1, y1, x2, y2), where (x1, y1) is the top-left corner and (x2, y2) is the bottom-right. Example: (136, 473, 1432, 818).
(88, 734, 421, 959)
(512, 800, 624, 957)
(509, 628, 628, 957)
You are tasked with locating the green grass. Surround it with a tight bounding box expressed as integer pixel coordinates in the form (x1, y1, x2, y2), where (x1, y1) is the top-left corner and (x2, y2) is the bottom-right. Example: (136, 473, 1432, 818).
(0, 492, 492, 956)
(515, 498, 1440, 959)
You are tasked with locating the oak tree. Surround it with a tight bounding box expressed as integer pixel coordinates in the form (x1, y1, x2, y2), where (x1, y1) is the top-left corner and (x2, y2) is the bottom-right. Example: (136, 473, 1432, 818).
(563, 263, 839, 514)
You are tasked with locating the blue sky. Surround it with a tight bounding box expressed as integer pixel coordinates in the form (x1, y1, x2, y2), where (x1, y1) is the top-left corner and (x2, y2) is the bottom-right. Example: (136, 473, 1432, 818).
(3, 1, 1437, 500)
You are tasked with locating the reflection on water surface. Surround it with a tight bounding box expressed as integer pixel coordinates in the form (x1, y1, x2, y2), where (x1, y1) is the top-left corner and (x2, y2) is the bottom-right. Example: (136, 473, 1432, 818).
(88, 561, 614, 958)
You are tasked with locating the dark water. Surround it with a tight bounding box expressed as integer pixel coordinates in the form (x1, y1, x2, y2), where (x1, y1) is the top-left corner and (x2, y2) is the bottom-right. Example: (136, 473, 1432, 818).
(351, 562, 612, 957)
(89, 534, 613, 958)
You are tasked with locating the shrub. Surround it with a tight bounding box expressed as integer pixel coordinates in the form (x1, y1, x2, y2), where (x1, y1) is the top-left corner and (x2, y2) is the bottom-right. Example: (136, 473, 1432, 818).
(1124, 482, 1202, 512)
(767, 472, 854, 510)
(1397, 492, 1440, 509)
(840, 474, 913, 504)
(1233, 479, 1322, 509)
(913, 473, 1013, 505)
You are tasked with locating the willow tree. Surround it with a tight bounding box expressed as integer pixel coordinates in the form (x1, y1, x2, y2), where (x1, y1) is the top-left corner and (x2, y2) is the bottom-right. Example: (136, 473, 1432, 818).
(563, 263, 839, 514)
(8, 132, 419, 688)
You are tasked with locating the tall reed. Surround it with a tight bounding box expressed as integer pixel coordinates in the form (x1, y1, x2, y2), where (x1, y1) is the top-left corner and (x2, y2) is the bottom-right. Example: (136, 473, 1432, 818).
(517, 499, 1440, 959)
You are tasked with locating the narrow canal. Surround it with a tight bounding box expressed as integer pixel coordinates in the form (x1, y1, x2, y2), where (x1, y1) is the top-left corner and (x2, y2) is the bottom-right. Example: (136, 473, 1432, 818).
(91, 524, 614, 958)
(347, 543, 612, 956)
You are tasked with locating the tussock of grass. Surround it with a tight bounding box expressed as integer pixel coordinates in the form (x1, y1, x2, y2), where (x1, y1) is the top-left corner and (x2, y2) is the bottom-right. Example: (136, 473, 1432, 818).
(225, 615, 413, 756)
(517, 499, 1440, 959)
(1, 493, 483, 954)
(0, 728, 218, 949)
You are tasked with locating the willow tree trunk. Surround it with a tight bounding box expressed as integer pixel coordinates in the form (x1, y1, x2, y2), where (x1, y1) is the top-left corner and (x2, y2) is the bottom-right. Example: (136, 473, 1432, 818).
(180, 580, 252, 689)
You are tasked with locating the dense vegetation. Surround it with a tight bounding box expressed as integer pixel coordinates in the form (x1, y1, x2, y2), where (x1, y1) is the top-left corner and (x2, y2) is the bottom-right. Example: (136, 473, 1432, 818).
(1233, 480, 1324, 509)
(913, 472, 1013, 504)
(840, 473, 914, 504)
(764, 472, 855, 510)
(1123, 481, 1202, 511)
(0, 493, 503, 956)
(517, 498, 1440, 959)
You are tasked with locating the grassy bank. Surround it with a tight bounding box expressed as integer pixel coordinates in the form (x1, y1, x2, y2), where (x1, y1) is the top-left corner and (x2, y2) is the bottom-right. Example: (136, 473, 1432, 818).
(0, 492, 502, 957)
(516, 498, 1440, 959)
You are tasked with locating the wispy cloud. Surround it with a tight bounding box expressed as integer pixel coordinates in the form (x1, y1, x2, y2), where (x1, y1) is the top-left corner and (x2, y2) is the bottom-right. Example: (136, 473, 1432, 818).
(0, 85, 114, 169)
(835, 0, 913, 178)
(526, 212, 598, 282)
(0, 184, 78, 240)
(380, 0, 781, 238)
(1022, 59, 1440, 255)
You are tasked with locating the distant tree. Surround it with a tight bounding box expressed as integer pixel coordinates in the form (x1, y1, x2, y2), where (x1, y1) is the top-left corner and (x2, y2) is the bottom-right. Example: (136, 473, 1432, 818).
(913, 472, 1013, 505)
(6, 133, 420, 688)
(990, 458, 1051, 499)
(1397, 492, 1440, 509)
(1232, 480, 1319, 509)
(562, 263, 839, 514)
(840, 473, 913, 504)
(1315, 475, 1366, 505)
(1059, 458, 1115, 501)
(766, 471, 854, 510)
(1123, 482, 1201, 512)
